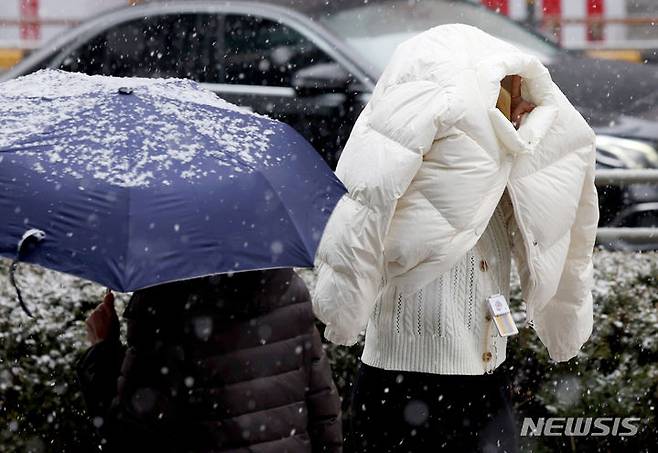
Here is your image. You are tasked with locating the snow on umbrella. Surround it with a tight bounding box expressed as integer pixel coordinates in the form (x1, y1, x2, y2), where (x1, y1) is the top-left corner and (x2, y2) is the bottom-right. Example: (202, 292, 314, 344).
(0, 69, 345, 315)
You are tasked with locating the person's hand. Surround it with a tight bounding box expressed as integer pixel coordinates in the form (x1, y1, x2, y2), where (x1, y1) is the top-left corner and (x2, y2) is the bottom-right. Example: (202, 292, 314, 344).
(85, 290, 120, 346)
(508, 75, 536, 129)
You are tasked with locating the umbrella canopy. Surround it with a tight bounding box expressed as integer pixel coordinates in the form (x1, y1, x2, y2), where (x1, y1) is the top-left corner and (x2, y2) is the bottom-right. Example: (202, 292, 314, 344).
(0, 69, 345, 297)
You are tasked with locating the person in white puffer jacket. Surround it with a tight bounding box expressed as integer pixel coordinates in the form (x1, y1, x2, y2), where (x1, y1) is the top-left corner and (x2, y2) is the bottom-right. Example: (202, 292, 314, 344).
(312, 24, 599, 452)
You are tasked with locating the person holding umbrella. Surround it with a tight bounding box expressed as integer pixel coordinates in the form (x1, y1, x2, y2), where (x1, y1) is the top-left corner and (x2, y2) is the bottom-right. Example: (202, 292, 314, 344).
(0, 70, 346, 452)
(80, 270, 342, 453)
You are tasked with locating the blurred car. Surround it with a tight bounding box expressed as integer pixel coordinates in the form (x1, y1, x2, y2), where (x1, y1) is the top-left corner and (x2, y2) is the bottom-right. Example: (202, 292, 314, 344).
(2, 0, 657, 249)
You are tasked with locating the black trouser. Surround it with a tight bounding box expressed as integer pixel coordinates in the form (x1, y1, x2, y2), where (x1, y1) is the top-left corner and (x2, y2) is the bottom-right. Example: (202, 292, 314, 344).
(348, 363, 519, 453)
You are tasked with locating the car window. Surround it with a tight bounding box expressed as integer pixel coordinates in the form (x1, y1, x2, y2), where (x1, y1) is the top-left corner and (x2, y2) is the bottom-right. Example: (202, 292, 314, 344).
(223, 15, 332, 87)
(58, 14, 223, 82)
(320, 0, 561, 72)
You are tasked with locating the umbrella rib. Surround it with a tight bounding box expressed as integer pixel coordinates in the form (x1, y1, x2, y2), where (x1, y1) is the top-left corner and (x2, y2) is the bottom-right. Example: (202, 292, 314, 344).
(122, 184, 131, 292)
(258, 172, 314, 264)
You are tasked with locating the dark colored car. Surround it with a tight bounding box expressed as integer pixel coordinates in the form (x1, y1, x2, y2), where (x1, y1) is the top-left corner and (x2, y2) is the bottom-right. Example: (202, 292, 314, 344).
(3, 0, 657, 248)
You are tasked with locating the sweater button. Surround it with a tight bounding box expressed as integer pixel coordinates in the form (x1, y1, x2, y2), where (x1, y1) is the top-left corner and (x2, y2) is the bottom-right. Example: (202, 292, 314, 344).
(482, 352, 493, 362)
(479, 259, 489, 272)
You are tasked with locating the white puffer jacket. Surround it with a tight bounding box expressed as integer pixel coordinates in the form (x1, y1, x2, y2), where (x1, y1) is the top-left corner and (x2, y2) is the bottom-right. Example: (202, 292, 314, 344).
(313, 24, 599, 362)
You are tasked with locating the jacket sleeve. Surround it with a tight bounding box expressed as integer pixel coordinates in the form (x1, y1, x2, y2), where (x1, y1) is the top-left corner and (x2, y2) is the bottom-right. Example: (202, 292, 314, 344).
(531, 143, 599, 362)
(77, 338, 126, 419)
(502, 186, 538, 310)
(313, 80, 456, 346)
(78, 319, 187, 451)
(305, 327, 343, 452)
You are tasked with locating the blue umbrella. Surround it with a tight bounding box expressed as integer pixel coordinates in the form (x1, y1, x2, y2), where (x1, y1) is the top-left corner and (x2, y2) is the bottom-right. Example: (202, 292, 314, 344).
(0, 70, 345, 315)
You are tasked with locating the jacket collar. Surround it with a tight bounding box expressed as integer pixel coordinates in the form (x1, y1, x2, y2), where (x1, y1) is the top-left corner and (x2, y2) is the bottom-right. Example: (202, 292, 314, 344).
(476, 53, 559, 157)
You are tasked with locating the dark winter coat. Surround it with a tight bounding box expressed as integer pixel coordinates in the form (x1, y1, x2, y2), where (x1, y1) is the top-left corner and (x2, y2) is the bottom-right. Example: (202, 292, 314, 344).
(77, 268, 343, 453)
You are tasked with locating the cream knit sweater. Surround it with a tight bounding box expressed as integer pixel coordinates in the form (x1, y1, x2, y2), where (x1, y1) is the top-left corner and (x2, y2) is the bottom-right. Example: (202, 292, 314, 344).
(361, 189, 516, 375)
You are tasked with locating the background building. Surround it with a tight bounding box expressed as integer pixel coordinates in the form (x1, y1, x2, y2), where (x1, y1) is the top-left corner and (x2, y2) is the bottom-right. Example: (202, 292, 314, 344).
(0, 0, 133, 69)
(481, 0, 657, 62)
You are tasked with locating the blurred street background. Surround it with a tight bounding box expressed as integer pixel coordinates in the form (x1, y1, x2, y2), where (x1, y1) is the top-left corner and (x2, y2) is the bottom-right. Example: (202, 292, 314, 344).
(1, 0, 658, 70)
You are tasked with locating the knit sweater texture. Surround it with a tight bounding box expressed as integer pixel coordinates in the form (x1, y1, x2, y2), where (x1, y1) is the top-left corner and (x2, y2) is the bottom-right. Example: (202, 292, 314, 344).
(361, 189, 515, 375)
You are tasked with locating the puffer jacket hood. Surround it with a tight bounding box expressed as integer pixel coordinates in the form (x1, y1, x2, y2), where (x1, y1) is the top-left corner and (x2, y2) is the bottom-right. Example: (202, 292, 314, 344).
(313, 24, 599, 362)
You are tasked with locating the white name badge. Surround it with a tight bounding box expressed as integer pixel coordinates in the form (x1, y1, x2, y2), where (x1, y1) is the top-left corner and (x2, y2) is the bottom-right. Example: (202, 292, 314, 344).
(487, 294, 519, 337)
